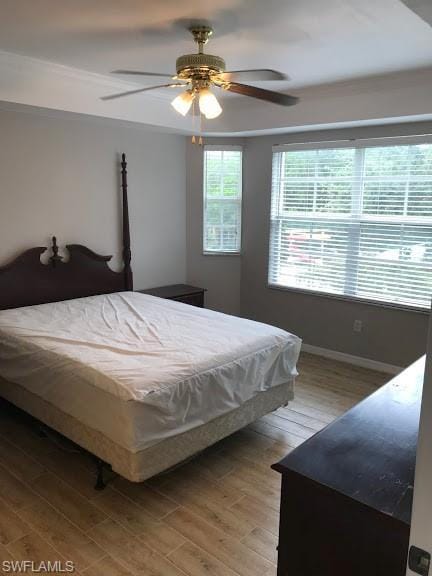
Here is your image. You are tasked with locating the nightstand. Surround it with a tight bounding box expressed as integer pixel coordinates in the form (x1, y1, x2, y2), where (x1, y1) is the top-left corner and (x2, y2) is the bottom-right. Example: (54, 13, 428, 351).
(137, 284, 207, 308)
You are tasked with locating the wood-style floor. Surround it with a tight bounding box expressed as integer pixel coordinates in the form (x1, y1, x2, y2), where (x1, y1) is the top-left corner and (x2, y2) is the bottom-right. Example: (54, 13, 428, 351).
(0, 353, 389, 575)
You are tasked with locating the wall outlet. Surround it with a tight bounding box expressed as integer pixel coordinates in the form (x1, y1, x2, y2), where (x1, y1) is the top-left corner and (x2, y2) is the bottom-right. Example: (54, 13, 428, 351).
(353, 319, 363, 333)
(409, 546, 430, 575)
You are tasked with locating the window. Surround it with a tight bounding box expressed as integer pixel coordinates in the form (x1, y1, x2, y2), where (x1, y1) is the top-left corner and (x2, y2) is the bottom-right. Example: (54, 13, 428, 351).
(203, 146, 242, 254)
(269, 141, 432, 309)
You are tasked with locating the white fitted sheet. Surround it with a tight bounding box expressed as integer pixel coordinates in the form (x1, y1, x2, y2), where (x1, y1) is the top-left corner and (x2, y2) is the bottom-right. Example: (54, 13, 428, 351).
(0, 292, 301, 452)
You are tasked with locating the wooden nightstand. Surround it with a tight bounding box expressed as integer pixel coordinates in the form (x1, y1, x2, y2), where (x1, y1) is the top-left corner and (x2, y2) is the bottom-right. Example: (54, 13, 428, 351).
(137, 284, 207, 308)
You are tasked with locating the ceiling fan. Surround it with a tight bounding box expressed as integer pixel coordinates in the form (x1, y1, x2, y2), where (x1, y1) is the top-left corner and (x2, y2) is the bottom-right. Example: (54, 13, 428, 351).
(101, 26, 298, 119)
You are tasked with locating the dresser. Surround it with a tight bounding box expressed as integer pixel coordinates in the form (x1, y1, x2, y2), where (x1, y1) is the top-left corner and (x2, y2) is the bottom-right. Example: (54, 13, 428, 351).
(272, 357, 424, 576)
(137, 284, 206, 308)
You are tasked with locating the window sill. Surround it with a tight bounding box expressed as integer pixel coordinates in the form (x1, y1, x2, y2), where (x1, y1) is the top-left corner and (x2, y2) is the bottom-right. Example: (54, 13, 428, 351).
(203, 251, 242, 257)
(267, 283, 430, 315)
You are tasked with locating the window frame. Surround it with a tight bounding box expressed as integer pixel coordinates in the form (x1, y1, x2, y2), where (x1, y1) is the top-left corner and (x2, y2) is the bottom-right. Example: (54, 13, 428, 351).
(203, 145, 243, 256)
(267, 136, 432, 314)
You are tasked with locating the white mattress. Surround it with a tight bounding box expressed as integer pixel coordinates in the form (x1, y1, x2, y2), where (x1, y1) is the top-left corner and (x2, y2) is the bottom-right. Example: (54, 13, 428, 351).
(0, 292, 301, 452)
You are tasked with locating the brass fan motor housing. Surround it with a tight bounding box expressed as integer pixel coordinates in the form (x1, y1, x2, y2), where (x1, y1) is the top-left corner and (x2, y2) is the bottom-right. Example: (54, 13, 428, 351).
(176, 53, 226, 80)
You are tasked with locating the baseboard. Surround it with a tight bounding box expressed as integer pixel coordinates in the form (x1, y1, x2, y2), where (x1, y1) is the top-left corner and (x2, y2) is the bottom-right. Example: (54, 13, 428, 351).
(301, 343, 403, 375)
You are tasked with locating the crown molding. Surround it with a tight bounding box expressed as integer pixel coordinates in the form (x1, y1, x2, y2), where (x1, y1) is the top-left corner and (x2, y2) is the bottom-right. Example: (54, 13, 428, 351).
(0, 99, 191, 134)
(0, 49, 164, 100)
(205, 66, 432, 136)
(1, 49, 432, 136)
(0, 49, 200, 132)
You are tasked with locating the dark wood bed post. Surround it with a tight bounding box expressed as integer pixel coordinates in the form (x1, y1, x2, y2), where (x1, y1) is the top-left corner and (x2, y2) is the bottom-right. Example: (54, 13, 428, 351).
(121, 153, 133, 291)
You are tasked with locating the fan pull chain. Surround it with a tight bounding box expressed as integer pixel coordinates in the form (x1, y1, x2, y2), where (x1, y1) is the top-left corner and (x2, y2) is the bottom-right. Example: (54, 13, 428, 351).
(199, 111, 203, 146)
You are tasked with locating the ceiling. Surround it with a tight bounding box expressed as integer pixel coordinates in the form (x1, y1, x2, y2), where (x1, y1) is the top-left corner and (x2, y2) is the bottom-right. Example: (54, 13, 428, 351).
(0, 0, 432, 134)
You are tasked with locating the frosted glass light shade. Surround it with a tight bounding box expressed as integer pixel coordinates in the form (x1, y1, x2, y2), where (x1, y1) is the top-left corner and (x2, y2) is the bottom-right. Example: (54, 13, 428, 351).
(171, 91, 194, 116)
(199, 88, 222, 119)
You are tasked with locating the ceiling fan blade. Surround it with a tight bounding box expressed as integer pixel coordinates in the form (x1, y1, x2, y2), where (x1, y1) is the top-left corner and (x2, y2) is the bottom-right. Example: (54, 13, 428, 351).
(112, 70, 175, 78)
(225, 82, 298, 106)
(101, 83, 185, 101)
(217, 69, 289, 82)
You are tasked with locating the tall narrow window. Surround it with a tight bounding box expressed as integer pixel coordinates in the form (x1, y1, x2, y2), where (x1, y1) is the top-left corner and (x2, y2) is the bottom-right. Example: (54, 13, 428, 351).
(269, 141, 432, 310)
(203, 146, 242, 254)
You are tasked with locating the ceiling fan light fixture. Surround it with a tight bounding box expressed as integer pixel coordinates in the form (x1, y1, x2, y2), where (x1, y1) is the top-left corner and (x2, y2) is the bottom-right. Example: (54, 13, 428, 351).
(199, 88, 222, 119)
(105, 27, 298, 113)
(171, 90, 195, 116)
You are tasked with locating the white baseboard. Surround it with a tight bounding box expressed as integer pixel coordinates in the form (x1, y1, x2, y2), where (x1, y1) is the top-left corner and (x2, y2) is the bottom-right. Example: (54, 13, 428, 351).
(301, 343, 403, 375)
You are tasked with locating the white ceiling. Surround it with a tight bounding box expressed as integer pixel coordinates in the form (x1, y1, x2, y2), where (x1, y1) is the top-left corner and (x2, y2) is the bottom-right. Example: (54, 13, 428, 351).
(0, 0, 432, 134)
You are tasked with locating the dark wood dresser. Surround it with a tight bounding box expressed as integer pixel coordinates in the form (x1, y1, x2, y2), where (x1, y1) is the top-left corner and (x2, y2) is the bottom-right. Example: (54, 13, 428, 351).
(273, 357, 424, 576)
(137, 284, 206, 308)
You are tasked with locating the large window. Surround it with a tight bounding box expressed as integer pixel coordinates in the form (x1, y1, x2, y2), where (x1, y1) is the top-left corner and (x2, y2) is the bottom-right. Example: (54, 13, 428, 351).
(203, 146, 242, 254)
(269, 141, 432, 309)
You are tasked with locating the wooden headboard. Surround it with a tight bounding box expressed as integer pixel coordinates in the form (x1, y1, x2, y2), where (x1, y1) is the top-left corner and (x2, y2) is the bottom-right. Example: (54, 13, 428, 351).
(0, 153, 133, 310)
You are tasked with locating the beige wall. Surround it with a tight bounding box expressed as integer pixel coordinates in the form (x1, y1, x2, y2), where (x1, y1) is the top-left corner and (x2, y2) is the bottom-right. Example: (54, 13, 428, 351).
(187, 122, 432, 366)
(0, 107, 187, 290)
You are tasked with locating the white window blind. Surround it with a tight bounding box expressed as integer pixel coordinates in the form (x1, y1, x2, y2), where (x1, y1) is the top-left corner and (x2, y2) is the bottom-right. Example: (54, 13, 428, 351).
(269, 142, 432, 309)
(203, 147, 242, 254)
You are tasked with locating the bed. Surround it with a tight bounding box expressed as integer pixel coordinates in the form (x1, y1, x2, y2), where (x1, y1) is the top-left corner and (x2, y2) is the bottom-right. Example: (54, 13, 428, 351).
(0, 154, 301, 484)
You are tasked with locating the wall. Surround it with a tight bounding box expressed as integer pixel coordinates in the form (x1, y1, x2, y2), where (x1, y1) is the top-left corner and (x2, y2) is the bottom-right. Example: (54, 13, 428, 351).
(0, 106, 187, 290)
(186, 138, 245, 315)
(188, 122, 432, 367)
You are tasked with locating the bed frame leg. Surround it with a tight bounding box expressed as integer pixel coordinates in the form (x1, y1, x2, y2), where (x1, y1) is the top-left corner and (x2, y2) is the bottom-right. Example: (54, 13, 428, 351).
(94, 458, 106, 491)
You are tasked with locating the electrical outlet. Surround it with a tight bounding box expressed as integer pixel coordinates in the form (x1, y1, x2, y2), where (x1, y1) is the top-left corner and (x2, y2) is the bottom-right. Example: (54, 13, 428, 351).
(353, 320, 363, 333)
(409, 546, 430, 575)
